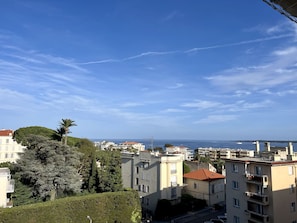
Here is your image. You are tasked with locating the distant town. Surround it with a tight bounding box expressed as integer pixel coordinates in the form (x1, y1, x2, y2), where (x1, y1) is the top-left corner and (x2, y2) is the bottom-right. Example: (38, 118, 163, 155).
(2, 128, 297, 222)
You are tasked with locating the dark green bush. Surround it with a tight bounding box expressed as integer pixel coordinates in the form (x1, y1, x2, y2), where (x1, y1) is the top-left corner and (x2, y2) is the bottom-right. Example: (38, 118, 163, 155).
(0, 191, 141, 223)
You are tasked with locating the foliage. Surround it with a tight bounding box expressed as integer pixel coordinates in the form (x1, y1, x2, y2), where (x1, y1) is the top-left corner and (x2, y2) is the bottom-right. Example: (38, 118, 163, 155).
(153, 147, 164, 153)
(183, 162, 191, 174)
(13, 126, 58, 145)
(76, 138, 99, 192)
(164, 143, 174, 148)
(96, 150, 123, 192)
(16, 135, 82, 201)
(59, 118, 77, 145)
(0, 191, 141, 223)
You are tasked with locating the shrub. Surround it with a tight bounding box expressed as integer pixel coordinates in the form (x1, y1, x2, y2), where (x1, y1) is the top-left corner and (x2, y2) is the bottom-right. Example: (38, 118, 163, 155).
(0, 191, 141, 223)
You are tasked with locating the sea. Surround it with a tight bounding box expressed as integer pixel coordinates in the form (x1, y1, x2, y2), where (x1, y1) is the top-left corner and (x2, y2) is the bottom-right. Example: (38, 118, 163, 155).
(92, 139, 294, 151)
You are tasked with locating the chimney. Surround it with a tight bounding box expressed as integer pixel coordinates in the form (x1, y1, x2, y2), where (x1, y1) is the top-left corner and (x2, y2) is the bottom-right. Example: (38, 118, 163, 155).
(255, 141, 260, 155)
(265, 142, 271, 152)
(288, 142, 293, 155)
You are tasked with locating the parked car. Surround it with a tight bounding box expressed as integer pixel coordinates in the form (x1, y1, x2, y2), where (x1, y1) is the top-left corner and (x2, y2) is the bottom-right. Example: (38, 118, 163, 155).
(203, 219, 224, 223)
(217, 214, 227, 222)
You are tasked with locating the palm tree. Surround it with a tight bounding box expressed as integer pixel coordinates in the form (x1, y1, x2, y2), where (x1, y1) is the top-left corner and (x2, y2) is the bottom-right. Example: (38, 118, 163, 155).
(59, 119, 77, 145)
(56, 127, 66, 143)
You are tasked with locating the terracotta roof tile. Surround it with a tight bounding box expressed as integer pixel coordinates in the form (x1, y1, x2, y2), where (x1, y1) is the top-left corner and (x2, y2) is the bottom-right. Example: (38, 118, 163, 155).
(183, 168, 225, 181)
(0, 129, 13, 137)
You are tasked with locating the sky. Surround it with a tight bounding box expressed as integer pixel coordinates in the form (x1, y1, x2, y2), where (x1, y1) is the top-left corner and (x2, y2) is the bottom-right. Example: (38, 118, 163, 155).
(1, 0, 297, 140)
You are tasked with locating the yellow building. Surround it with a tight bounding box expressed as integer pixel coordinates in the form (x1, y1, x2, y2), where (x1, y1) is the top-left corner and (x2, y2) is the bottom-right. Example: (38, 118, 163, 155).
(225, 141, 297, 223)
(121, 151, 184, 217)
(183, 168, 225, 206)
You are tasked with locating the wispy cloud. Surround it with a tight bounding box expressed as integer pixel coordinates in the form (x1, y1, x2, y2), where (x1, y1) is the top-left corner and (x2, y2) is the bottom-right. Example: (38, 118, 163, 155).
(182, 100, 221, 109)
(167, 83, 184, 89)
(185, 34, 293, 53)
(194, 115, 238, 124)
(162, 11, 183, 22)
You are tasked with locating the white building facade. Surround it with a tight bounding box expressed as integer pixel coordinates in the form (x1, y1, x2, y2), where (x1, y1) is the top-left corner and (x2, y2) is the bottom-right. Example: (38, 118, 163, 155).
(0, 129, 25, 163)
(0, 168, 14, 208)
(121, 151, 184, 217)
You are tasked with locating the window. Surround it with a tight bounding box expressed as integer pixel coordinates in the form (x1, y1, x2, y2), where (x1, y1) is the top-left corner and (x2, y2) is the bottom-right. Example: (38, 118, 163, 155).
(233, 216, 240, 223)
(255, 166, 262, 175)
(232, 164, 238, 173)
(6, 139, 9, 144)
(291, 202, 296, 212)
(232, 181, 239, 190)
(194, 183, 197, 189)
(233, 198, 240, 208)
(136, 166, 139, 174)
(138, 185, 141, 191)
(146, 186, 149, 193)
(291, 184, 295, 193)
(211, 184, 215, 194)
(171, 175, 177, 186)
(171, 164, 177, 174)
(135, 178, 139, 185)
(5, 153, 8, 158)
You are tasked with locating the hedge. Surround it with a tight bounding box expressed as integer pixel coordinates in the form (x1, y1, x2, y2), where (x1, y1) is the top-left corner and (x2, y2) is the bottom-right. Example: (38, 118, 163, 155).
(0, 190, 141, 223)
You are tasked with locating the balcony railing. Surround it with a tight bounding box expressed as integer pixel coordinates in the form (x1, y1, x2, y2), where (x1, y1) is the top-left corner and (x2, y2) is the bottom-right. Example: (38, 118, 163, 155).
(245, 173, 268, 188)
(245, 192, 269, 205)
(245, 209, 269, 223)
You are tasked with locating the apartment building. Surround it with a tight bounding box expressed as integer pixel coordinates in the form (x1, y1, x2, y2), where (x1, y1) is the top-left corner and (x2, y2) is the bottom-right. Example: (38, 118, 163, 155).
(0, 168, 14, 208)
(165, 145, 194, 161)
(225, 141, 297, 223)
(121, 151, 184, 217)
(197, 147, 254, 160)
(0, 129, 25, 163)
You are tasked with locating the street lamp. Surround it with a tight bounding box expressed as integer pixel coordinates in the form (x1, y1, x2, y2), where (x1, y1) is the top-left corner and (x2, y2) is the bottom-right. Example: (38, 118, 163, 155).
(87, 215, 92, 223)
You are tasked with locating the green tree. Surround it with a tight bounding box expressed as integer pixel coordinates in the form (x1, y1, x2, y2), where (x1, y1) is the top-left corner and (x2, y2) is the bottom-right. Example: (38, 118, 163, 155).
(13, 126, 58, 145)
(55, 126, 65, 143)
(96, 150, 123, 192)
(76, 138, 99, 193)
(59, 118, 77, 145)
(183, 162, 191, 174)
(16, 135, 82, 201)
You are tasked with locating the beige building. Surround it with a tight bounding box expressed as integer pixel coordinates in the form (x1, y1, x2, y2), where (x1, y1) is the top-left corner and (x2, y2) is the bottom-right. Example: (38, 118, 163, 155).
(0, 168, 14, 208)
(121, 151, 184, 217)
(183, 168, 225, 206)
(0, 129, 25, 163)
(225, 141, 297, 223)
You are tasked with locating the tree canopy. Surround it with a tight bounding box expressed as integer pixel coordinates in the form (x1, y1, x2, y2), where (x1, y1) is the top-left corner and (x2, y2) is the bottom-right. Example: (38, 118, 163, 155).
(59, 118, 77, 145)
(16, 135, 82, 201)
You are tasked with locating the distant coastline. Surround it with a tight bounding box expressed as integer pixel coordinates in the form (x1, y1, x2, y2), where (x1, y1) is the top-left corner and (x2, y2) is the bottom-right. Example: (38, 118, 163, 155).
(92, 139, 260, 151)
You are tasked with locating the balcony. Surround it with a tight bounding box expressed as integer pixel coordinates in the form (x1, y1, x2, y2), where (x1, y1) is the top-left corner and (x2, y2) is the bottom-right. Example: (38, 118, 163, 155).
(245, 192, 269, 205)
(245, 173, 268, 188)
(245, 209, 269, 223)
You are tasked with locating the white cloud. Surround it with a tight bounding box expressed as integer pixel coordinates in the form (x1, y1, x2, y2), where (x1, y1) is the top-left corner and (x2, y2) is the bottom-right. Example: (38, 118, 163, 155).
(195, 115, 237, 124)
(182, 100, 221, 109)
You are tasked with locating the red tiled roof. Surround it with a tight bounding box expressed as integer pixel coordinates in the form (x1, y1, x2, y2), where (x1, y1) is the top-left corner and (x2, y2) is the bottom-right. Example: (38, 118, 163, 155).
(0, 129, 13, 137)
(183, 168, 225, 181)
(121, 141, 139, 145)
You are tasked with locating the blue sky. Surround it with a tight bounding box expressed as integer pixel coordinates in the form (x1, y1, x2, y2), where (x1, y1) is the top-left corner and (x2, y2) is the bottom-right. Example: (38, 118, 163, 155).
(1, 0, 297, 140)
